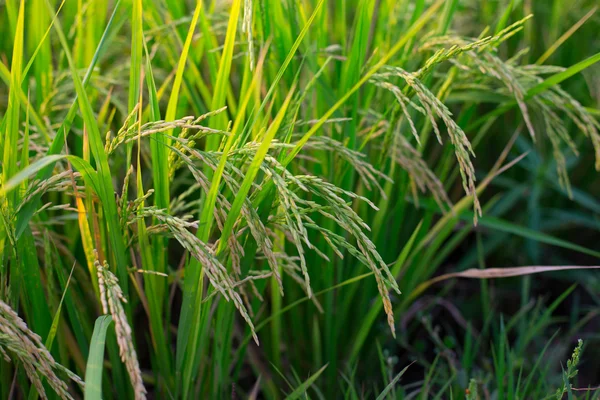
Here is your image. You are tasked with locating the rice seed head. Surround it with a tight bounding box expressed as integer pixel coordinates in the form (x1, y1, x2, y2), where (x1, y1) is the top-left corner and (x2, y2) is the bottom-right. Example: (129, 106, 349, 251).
(137, 209, 260, 344)
(95, 256, 146, 399)
(372, 68, 482, 221)
(419, 27, 600, 195)
(0, 300, 83, 400)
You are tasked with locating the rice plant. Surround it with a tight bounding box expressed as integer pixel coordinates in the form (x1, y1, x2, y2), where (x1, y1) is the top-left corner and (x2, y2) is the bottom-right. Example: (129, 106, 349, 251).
(1, 0, 599, 398)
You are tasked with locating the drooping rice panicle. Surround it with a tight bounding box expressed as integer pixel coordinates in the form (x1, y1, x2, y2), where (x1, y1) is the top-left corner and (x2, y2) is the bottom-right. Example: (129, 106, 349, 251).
(0, 300, 83, 400)
(95, 257, 146, 399)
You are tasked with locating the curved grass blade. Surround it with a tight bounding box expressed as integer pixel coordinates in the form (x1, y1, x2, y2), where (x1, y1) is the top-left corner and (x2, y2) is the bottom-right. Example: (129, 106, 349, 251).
(1, 154, 66, 194)
(376, 362, 415, 400)
(474, 215, 600, 258)
(528, 52, 600, 98)
(84, 316, 113, 400)
(536, 7, 597, 65)
(143, 36, 169, 211)
(495, 0, 516, 34)
(22, 0, 65, 79)
(158, 0, 202, 219)
(284, 364, 328, 400)
(2, 154, 104, 221)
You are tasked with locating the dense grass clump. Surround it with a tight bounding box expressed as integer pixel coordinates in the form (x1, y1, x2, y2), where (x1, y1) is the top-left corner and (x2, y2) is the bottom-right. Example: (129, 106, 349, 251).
(1, 0, 600, 398)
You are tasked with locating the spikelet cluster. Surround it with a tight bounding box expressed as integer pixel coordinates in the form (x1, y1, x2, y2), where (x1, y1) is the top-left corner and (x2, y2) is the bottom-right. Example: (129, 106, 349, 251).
(138, 208, 259, 343)
(95, 257, 146, 399)
(420, 21, 600, 197)
(104, 106, 228, 157)
(15, 171, 82, 216)
(155, 128, 403, 333)
(0, 300, 83, 399)
(372, 68, 481, 221)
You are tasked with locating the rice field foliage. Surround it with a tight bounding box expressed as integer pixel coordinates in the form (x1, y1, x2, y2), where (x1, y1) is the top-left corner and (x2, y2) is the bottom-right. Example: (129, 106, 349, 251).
(0, 0, 599, 398)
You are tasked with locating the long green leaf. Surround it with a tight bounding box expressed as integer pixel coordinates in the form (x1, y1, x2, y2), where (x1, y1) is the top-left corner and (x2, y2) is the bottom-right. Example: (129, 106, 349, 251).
(2, 0, 24, 205)
(164, 1, 202, 136)
(128, 0, 142, 112)
(84, 316, 113, 400)
(527, 51, 600, 97)
(143, 36, 169, 211)
(535, 7, 597, 65)
(175, 46, 269, 391)
(15, 0, 125, 238)
(285, 364, 328, 400)
(206, 0, 242, 149)
(50, 0, 130, 288)
(283, 0, 445, 166)
(474, 215, 600, 258)
(1, 155, 66, 194)
(46, 261, 76, 351)
(376, 362, 415, 400)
